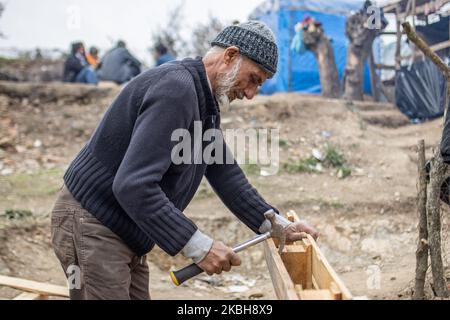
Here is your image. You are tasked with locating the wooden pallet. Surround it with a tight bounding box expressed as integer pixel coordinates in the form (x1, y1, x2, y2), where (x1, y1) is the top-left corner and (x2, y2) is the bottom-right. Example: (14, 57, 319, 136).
(0, 275, 69, 300)
(264, 211, 352, 300)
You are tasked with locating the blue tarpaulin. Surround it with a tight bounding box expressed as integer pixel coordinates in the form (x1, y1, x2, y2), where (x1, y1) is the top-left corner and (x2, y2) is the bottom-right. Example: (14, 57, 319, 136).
(250, 0, 373, 95)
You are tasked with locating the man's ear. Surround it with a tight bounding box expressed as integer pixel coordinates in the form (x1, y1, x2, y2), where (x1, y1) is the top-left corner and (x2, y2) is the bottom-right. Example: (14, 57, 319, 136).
(223, 46, 240, 65)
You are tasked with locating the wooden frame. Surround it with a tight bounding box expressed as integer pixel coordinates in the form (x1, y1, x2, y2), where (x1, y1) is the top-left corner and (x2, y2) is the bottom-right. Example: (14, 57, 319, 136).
(376, 0, 450, 72)
(264, 211, 352, 300)
(0, 275, 69, 300)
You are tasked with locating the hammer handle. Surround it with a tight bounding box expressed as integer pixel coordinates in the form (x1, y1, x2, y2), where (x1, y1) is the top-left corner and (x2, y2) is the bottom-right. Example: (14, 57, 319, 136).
(170, 232, 271, 286)
(170, 263, 203, 286)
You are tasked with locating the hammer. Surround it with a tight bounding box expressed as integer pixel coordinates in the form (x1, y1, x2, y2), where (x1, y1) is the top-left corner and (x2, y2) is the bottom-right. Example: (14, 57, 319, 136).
(170, 210, 286, 286)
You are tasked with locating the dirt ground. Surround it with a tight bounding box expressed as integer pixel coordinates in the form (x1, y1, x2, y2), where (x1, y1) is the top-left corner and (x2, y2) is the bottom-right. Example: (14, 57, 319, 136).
(0, 81, 449, 300)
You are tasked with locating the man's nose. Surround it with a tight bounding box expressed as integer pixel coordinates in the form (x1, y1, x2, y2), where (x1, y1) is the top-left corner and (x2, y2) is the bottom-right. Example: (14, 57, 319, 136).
(244, 87, 257, 100)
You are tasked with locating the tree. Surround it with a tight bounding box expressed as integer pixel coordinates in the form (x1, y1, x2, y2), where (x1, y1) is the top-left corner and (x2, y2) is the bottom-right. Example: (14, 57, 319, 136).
(403, 22, 450, 299)
(150, 3, 186, 58)
(187, 15, 225, 57)
(343, 0, 386, 101)
(302, 21, 341, 98)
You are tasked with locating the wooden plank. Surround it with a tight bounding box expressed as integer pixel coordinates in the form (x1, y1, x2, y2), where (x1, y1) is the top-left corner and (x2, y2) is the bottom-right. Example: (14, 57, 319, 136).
(379, 31, 399, 35)
(401, 40, 450, 60)
(374, 63, 396, 70)
(265, 210, 352, 300)
(330, 282, 343, 300)
(298, 289, 333, 300)
(308, 235, 352, 300)
(383, 0, 450, 15)
(263, 239, 299, 300)
(311, 275, 319, 290)
(304, 239, 313, 289)
(286, 210, 313, 289)
(287, 211, 353, 300)
(13, 292, 47, 300)
(395, 5, 402, 70)
(281, 245, 308, 287)
(0, 275, 69, 298)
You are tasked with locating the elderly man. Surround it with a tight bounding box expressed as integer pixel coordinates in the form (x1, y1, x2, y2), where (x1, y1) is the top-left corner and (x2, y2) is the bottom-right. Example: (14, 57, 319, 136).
(51, 21, 318, 300)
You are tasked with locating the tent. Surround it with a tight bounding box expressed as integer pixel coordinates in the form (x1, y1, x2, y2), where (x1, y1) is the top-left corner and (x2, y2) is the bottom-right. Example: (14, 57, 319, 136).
(250, 0, 374, 95)
(380, 0, 450, 120)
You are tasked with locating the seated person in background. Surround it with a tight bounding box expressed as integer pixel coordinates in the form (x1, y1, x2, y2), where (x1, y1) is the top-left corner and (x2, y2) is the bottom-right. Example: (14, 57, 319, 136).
(153, 43, 175, 67)
(86, 46, 100, 68)
(96, 40, 142, 85)
(63, 42, 98, 85)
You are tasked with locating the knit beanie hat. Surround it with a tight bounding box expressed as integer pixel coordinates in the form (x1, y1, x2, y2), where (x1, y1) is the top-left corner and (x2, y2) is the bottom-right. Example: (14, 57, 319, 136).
(211, 21, 278, 77)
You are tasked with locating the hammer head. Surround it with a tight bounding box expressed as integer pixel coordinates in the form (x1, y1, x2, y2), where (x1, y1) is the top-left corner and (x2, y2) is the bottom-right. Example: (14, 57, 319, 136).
(264, 210, 287, 254)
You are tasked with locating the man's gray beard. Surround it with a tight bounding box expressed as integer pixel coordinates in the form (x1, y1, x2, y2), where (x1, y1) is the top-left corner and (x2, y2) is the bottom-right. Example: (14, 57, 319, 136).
(215, 57, 242, 111)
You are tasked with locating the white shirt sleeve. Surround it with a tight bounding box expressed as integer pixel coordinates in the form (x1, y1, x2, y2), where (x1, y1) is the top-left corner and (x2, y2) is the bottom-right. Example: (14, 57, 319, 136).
(181, 229, 214, 264)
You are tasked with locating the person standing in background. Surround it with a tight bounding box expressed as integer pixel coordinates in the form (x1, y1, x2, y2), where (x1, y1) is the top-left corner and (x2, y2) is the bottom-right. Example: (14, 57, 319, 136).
(153, 43, 175, 67)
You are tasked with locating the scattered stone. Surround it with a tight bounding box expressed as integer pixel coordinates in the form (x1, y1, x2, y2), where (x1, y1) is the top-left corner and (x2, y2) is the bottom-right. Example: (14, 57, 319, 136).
(33, 139, 43, 148)
(321, 131, 332, 139)
(15, 145, 26, 153)
(312, 148, 324, 161)
(1, 168, 13, 176)
(225, 285, 250, 293)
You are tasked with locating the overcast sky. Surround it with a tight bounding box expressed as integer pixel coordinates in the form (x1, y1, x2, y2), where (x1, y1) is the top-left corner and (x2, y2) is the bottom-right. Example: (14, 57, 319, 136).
(0, 0, 264, 63)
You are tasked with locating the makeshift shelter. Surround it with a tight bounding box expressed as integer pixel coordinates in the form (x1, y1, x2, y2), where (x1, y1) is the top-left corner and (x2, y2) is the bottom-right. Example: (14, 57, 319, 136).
(250, 0, 373, 95)
(377, 0, 450, 120)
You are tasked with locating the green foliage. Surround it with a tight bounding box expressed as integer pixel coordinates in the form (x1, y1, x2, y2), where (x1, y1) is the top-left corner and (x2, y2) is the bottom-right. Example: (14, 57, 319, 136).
(282, 157, 318, 174)
(323, 144, 345, 168)
(4, 209, 33, 220)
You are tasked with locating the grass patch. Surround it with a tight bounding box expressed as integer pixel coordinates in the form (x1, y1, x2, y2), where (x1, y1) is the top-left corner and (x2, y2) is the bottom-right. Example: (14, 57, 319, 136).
(0, 168, 64, 198)
(323, 144, 352, 178)
(323, 144, 345, 168)
(279, 139, 291, 149)
(282, 157, 318, 174)
(281, 144, 352, 178)
(3, 209, 33, 220)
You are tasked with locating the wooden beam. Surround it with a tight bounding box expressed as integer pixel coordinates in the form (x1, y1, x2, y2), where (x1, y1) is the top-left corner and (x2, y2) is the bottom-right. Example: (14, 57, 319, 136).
(269, 210, 352, 300)
(298, 289, 333, 300)
(0, 275, 69, 298)
(287, 211, 353, 299)
(304, 240, 313, 289)
(307, 234, 352, 299)
(263, 239, 299, 300)
(383, 0, 403, 13)
(330, 282, 343, 300)
(405, 0, 450, 17)
(13, 292, 47, 300)
(383, 0, 450, 16)
(402, 22, 450, 77)
(375, 64, 397, 70)
(395, 5, 403, 70)
(401, 40, 450, 60)
(281, 245, 308, 288)
(379, 31, 401, 35)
